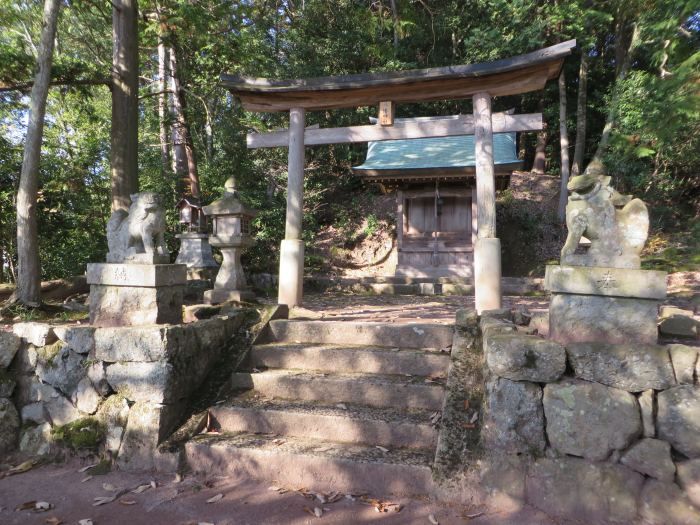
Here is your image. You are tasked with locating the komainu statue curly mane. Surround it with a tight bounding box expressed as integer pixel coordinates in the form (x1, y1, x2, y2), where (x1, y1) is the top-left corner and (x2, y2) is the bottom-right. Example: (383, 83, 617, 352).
(561, 174, 649, 269)
(106, 192, 169, 264)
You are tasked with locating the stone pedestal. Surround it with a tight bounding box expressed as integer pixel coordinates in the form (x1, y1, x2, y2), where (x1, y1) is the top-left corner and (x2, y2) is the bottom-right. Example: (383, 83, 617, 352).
(545, 265, 666, 344)
(175, 232, 218, 280)
(203, 242, 255, 304)
(87, 263, 186, 327)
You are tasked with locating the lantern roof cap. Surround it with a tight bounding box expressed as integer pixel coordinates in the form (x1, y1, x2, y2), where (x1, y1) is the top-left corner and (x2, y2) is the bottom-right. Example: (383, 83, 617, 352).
(203, 178, 257, 217)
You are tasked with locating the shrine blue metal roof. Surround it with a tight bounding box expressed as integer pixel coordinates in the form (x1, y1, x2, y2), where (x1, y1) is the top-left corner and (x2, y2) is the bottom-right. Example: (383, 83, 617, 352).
(353, 131, 519, 172)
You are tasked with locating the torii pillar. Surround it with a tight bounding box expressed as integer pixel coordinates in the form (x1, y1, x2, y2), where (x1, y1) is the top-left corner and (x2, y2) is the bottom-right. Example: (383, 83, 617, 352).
(278, 107, 306, 307)
(473, 92, 502, 313)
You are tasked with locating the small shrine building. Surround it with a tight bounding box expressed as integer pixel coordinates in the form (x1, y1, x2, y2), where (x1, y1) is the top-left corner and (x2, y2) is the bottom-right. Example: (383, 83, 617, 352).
(353, 125, 521, 277)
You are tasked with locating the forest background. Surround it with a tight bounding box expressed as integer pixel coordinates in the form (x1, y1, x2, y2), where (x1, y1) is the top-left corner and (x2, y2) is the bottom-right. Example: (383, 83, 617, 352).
(0, 0, 698, 287)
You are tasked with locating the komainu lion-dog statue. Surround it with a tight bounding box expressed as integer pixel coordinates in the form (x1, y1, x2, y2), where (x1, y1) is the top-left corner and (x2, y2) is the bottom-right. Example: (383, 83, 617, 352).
(561, 174, 648, 269)
(106, 192, 169, 263)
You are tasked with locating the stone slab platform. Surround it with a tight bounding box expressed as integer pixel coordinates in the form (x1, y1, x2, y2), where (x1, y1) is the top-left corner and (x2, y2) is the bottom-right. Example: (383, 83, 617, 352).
(87, 263, 187, 287)
(544, 265, 666, 300)
(185, 432, 435, 498)
(204, 289, 255, 303)
(210, 398, 438, 448)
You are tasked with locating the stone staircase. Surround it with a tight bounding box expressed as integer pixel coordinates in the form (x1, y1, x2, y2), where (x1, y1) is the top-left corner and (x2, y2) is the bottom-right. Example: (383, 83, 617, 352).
(185, 319, 454, 497)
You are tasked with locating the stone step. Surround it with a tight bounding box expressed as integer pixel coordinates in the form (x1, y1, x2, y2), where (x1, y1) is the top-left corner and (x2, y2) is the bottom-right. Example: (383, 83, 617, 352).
(185, 432, 434, 497)
(265, 320, 454, 349)
(395, 264, 473, 279)
(229, 369, 445, 410)
(210, 396, 438, 448)
(249, 343, 450, 377)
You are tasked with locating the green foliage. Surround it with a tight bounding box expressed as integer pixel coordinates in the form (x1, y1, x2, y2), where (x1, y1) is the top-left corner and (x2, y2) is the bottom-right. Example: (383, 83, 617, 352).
(364, 214, 380, 237)
(52, 417, 106, 451)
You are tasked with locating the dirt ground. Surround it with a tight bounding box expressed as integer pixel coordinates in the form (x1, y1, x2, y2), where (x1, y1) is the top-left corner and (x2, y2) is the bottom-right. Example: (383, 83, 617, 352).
(0, 459, 566, 525)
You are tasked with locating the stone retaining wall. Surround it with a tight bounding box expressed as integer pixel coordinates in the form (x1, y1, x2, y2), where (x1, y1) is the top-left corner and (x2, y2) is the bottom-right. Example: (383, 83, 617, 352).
(479, 310, 700, 524)
(0, 312, 244, 470)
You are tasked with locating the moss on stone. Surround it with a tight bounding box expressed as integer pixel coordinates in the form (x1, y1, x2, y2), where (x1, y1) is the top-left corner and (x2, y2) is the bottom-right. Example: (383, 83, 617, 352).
(524, 349, 538, 369)
(36, 340, 64, 368)
(86, 458, 111, 475)
(96, 393, 130, 427)
(52, 416, 106, 451)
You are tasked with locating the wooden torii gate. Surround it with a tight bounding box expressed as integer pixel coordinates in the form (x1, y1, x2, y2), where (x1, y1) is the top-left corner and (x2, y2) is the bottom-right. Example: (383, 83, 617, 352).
(221, 40, 576, 313)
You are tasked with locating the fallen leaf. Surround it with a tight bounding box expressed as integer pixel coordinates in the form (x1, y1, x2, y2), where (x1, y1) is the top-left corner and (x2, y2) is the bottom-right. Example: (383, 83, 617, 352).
(45, 517, 62, 525)
(7, 459, 38, 476)
(78, 463, 98, 473)
(335, 403, 347, 410)
(314, 507, 323, 518)
(78, 520, 93, 525)
(119, 499, 137, 506)
(131, 484, 151, 494)
(326, 491, 342, 503)
(93, 496, 116, 506)
(470, 411, 479, 424)
(16, 501, 38, 511)
(429, 514, 439, 525)
(173, 473, 183, 483)
(81, 476, 93, 483)
(198, 522, 214, 525)
(375, 446, 389, 453)
(464, 511, 485, 520)
(206, 493, 224, 503)
(102, 483, 118, 492)
(150, 480, 157, 489)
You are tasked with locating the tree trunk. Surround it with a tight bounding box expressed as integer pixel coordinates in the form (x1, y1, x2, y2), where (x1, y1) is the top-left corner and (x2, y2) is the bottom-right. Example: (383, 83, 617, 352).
(111, 0, 139, 212)
(557, 70, 571, 221)
(389, 0, 399, 52)
(586, 19, 638, 175)
(157, 32, 170, 177)
(571, 51, 588, 176)
(168, 46, 187, 194)
(15, 0, 61, 306)
(531, 97, 547, 174)
(168, 44, 200, 199)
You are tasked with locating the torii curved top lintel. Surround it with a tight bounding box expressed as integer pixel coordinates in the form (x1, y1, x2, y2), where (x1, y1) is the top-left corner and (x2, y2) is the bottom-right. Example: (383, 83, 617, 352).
(221, 39, 576, 112)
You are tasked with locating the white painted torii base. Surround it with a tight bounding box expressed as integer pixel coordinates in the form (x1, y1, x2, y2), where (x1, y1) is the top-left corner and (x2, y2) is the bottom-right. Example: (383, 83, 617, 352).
(278, 239, 304, 307)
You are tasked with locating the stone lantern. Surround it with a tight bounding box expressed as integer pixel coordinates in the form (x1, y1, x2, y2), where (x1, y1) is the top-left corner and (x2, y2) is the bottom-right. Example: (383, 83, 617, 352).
(175, 197, 218, 280)
(202, 176, 257, 303)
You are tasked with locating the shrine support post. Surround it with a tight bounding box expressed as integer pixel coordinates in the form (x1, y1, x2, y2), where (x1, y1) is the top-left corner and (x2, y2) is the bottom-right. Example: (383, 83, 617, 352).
(278, 107, 305, 307)
(473, 92, 502, 313)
